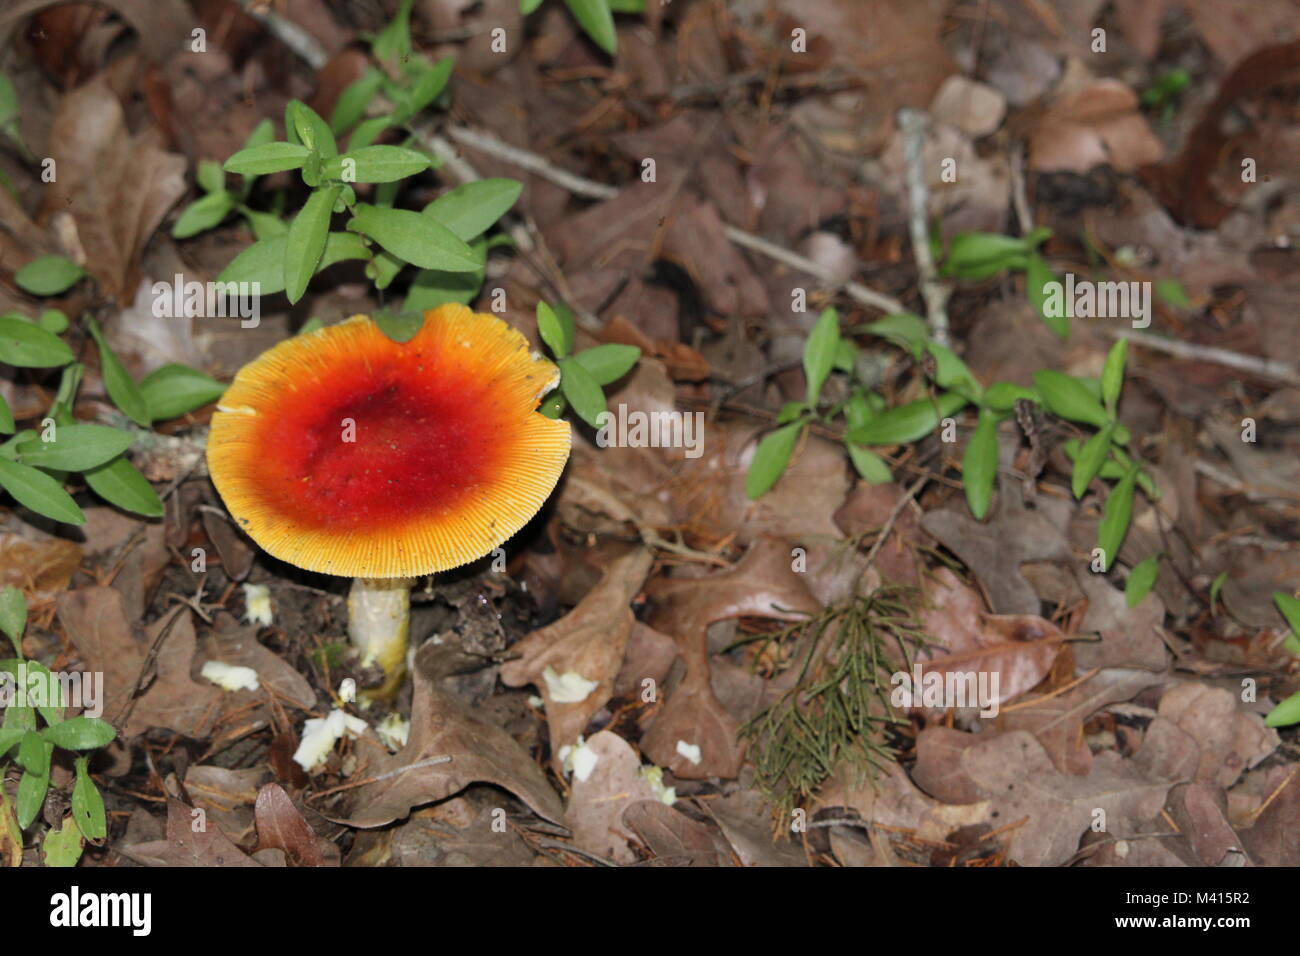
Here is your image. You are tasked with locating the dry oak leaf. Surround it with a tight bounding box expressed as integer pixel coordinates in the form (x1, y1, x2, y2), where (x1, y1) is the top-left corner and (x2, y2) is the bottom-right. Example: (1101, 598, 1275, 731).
(254, 783, 335, 868)
(500, 548, 654, 771)
(1000, 668, 1167, 775)
(959, 731, 1172, 867)
(57, 589, 221, 739)
(1134, 682, 1277, 789)
(642, 536, 822, 778)
(1028, 78, 1162, 174)
(118, 797, 263, 867)
(565, 731, 667, 865)
(920, 484, 1071, 615)
(337, 672, 563, 828)
(911, 567, 1065, 713)
(1074, 571, 1170, 672)
(622, 799, 730, 867)
(38, 76, 186, 303)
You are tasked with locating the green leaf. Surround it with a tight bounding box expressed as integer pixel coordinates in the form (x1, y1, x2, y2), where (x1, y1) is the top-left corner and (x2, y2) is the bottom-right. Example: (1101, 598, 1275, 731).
(573, 344, 640, 385)
(1209, 571, 1228, 615)
(140, 364, 225, 420)
(348, 203, 479, 272)
(285, 100, 337, 157)
(88, 319, 150, 426)
(372, 0, 414, 66)
(196, 158, 225, 194)
(1071, 422, 1116, 499)
(0, 726, 23, 756)
(223, 141, 311, 175)
(848, 392, 969, 445)
(847, 442, 893, 484)
(559, 356, 606, 427)
(1101, 339, 1127, 414)
(17, 766, 50, 829)
(521, 0, 546, 12)
(41, 716, 116, 750)
(172, 190, 235, 238)
(284, 185, 341, 304)
(325, 145, 431, 183)
(330, 67, 385, 134)
(963, 409, 998, 520)
(407, 57, 455, 113)
(942, 232, 1031, 280)
(43, 817, 84, 866)
(240, 118, 276, 151)
(1275, 592, 1300, 653)
(537, 301, 571, 358)
(1266, 689, 1300, 728)
(746, 421, 803, 499)
(15, 256, 85, 297)
(1154, 277, 1190, 308)
(0, 315, 75, 368)
(219, 236, 287, 294)
(0, 73, 16, 127)
(777, 401, 807, 425)
(83, 455, 162, 518)
(16, 424, 134, 471)
(1025, 252, 1067, 340)
(38, 308, 69, 334)
(981, 381, 1039, 412)
(72, 756, 106, 840)
(0, 394, 11, 434)
(864, 313, 928, 356)
(402, 260, 485, 312)
(803, 307, 839, 405)
(0, 586, 25, 653)
(540, 390, 566, 418)
(1097, 467, 1138, 572)
(241, 207, 288, 240)
(0, 457, 84, 524)
(565, 0, 617, 54)
(371, 311, 424, 343)
(925, 342, 981, 396)
(1125, 554, 1160, 607)
(18, 729, 49, 774)
(1033, 370, 1109, 428)
(346, 115, 392, 152)
(423, 178, 523, 242)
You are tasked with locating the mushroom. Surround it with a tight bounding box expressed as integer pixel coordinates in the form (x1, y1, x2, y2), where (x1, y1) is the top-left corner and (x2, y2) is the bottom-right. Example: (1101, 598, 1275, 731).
(206, 304, 570, 698)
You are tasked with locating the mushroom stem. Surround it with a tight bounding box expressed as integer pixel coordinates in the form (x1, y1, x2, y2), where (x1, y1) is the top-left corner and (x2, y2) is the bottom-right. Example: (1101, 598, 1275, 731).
(347, 577, 414, 700)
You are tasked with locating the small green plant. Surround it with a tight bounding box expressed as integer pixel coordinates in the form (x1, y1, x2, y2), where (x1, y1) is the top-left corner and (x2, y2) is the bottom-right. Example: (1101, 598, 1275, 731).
(1141, 68, 1191, 124)
(1266, 592, 1300, 729)
(0, 588, 114, 866)
(0, 307, 221, 524)
(747, 313, 1160, 577)
(172, 0, 524, 319)
(521, 0, 646, 56)
(940, 227, 1065, 339)
(534, 300, 640, 426)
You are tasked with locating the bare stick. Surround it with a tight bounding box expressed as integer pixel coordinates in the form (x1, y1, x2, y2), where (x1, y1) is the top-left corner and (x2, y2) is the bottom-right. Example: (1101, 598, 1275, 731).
(1100, 327, 1300, 387)
(898, 109, 951, 346)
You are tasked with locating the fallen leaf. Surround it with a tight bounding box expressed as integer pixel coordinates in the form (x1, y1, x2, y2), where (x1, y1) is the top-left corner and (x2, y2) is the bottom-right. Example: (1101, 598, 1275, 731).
(119, 797, 263, 867)
(338, 672, 563, 829)
(500, 549, 653, 769)
(564, 730, 666, 864)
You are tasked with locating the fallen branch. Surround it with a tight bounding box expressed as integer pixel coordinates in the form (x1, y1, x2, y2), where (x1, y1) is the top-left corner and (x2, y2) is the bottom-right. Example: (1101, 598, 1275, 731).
(1100, 327, 1300, 387)
(898, 108, 951, 346)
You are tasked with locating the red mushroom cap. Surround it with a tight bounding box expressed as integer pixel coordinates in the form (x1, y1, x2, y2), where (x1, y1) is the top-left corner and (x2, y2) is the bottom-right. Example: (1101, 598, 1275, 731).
(206, 305, 570, 578)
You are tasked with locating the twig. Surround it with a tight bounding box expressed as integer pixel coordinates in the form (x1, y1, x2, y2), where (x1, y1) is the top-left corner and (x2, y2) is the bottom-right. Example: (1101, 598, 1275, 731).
(1009, 143, 1033, 236)
(720, 226, 904, 314)
(861, 473, 928, 572)
(309, 755, 453, 798)
(898, 108, 950, 346)
(1100, 327, 1300, 387)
